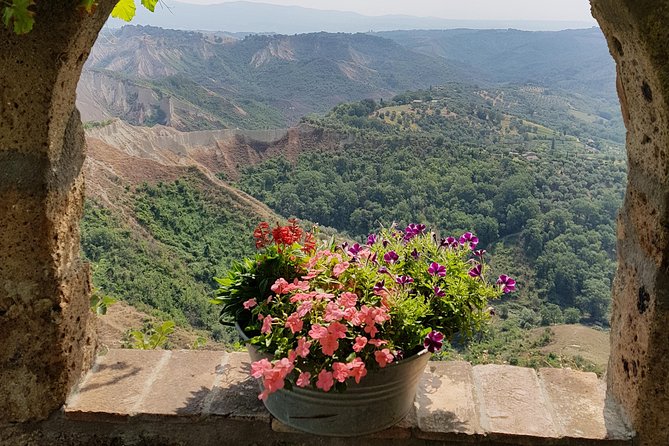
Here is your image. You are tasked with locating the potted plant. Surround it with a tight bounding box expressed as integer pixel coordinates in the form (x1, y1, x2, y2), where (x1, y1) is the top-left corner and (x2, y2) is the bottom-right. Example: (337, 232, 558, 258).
(212, 219, 515, 436)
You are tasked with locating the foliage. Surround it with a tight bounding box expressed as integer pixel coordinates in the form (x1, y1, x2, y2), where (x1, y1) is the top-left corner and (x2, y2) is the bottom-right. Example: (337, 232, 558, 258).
(90, 288, 117, 316)
(214, 221, 512, 398)
(123, 320, 175, 349)
(80, 178, 259, 332)
(238, 85, 625, 326)
(2, 0, 157, 35)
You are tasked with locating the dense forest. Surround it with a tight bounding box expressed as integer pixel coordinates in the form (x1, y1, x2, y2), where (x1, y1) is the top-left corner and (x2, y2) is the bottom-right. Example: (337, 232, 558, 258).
(237, 83, 626, 330)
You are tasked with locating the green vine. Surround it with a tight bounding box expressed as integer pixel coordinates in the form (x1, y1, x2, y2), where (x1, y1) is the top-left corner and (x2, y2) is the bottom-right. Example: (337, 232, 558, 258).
(2, 0, 158, 35)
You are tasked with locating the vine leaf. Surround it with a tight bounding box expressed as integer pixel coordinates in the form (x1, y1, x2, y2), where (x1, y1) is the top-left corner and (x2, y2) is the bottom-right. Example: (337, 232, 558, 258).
(141, 0, 159, 12)
(111, 0, 136, 21)
(2, 0, 36, 34)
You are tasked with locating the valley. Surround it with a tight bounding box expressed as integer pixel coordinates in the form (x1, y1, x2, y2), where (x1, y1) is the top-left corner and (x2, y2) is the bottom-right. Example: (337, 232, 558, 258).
(80, 25, 622, 371)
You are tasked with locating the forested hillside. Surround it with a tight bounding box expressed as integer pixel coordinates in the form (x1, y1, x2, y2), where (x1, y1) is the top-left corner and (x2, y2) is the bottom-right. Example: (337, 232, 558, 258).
(237, 83, 626, 329)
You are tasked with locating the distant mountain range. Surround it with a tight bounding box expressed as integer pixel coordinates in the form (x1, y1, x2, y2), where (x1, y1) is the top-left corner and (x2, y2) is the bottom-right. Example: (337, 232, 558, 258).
(78, 26, 615, 130)
(78, 26, 464, 129)
(106, 1, 597, 33)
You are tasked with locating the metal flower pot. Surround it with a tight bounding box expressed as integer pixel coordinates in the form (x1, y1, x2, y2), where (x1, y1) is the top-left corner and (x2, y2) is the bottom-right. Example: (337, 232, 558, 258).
(237, 323, 430, 436)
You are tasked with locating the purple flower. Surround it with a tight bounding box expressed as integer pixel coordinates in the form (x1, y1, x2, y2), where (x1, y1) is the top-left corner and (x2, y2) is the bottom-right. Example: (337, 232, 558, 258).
(348, 243, 362, 257)
(411, 248, 421, 260)
(440, 236, 458, 249)
(468, 264, 482, 278)
(424, 331, 445, 353)
(394, 349, 405, 361)
(403, 223, 426, 241)
(433, 286, 446, 298)
(459, 232, 479, 249)
(395, 275, 414, 285)
(367, 234, 378, 246)
(373, 280, 386, 294)
(472, 249, 486, 257)
(496, 275, 516, 293)
(378, 266, 390, 275)
(340, 241, 349, 251)
(428, 262, 446, 277)
(369, 252, 378, 264)
(382, 240, 389, 248)
(383, 251, 399, 264)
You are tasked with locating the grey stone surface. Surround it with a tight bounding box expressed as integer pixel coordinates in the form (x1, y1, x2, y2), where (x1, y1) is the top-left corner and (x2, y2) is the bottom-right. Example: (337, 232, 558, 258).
(137, 350, 227, 416)
(206, 351, 270, 422)
(65, 349, 169, 421)
(473, 364, 558, 438)
(415, 361, 481, 440)
(539, 368, 630, 440)
(59, 351, 634, 444)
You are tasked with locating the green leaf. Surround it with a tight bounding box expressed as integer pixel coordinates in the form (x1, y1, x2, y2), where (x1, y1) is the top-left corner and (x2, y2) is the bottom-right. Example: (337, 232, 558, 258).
(141, 0, 159, 12)
(3, 0, 35, 35)
(111, 0, 136, 22)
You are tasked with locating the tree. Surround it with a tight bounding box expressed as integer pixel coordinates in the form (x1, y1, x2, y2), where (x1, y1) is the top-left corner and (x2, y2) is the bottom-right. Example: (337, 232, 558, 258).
(2, 0, 157, 34)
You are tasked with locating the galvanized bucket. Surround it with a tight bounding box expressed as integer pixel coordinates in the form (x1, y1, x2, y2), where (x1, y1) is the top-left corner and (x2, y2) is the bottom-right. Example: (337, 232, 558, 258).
(238, 324, 430, 436)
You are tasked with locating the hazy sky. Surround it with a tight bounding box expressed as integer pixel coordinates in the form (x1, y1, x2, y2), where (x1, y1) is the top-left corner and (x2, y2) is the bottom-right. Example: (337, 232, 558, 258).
(175, 0, 596, 22)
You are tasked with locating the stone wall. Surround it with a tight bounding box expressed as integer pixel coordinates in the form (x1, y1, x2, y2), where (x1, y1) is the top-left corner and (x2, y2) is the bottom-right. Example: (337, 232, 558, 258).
(0, 0, 117, 422)
(590, 1, 669, 445)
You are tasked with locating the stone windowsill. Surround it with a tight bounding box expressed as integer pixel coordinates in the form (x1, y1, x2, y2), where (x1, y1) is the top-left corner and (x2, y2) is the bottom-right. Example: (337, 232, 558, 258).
(62, 349, 634, 445)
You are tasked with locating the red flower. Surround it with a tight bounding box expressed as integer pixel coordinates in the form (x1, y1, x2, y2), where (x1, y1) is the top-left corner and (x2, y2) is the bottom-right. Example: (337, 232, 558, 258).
(302, 232, 316, 253)
(253, 222, 271, 250)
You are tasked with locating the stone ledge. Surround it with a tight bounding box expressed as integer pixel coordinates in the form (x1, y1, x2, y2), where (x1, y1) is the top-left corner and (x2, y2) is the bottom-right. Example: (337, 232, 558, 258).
(60, 349, 634, 445)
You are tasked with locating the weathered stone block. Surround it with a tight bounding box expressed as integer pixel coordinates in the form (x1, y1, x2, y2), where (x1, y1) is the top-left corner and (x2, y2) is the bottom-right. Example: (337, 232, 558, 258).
(473, 364, 558, 438)
(414, 360, 481, 441)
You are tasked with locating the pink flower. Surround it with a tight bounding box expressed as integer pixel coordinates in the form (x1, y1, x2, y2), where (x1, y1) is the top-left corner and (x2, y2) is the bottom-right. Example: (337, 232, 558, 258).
(302, 269, 322, 280)
(347, 357, 368, 384)
(337, 292, 358, 308)
(314, 292, 335, 301)
(309, 322, 347, 356)
(285, 313, 303, 334)
(332, 261, 350, 278)
(375, 349, 394, 368)
(271, 278, 290, 295)
(328, 321, 348, 339)
(332, 362, 349, 382)
(316, 369, 334, 392)
(296, 301, 312, 317)
(290, 292, 317, 303)
(324, 302, 345, 322)
(243, 298, 257, 309)
(250, 358, 273, 379)
(296, 337, 311, 358)
(296, 372, 311, 388)
(261, 315, 273, 334)
(368, 339, 388, 347)
(308, 324, 328, 340)
(320, 334, 339, 356)
(353, 336, 368, 352)
(253, 357, 295, 401)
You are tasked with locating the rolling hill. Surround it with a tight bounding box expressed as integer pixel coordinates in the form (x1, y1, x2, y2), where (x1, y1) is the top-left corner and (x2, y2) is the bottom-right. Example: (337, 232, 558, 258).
(79, 26, 463, 130)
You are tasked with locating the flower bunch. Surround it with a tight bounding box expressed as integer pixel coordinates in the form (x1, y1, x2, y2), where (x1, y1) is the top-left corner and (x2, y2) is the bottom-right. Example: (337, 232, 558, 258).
(214, 221, 514, 400)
